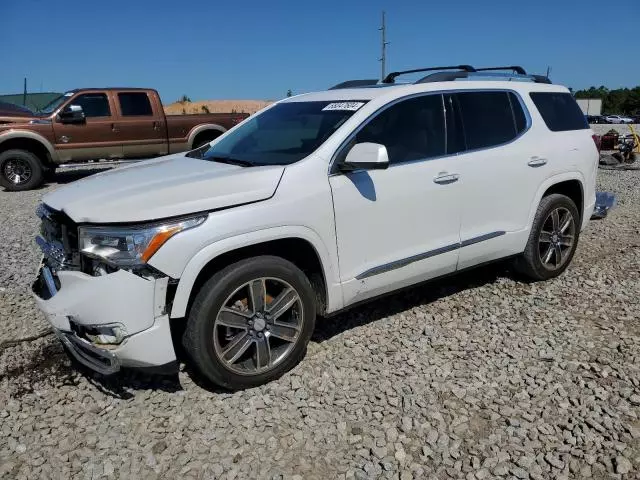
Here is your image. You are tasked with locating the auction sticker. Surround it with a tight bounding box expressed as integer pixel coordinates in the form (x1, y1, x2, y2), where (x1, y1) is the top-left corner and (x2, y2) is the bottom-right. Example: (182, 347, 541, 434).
(322, 102, 365, 111)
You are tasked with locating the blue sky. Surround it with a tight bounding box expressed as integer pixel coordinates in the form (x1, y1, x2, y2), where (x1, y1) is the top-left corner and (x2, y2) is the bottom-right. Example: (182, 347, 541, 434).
(2, 0, 638, 102)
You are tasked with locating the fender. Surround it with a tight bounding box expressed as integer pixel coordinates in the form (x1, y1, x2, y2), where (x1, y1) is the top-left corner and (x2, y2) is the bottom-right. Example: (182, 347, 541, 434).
(187, 124, 227, 148)
(526, 171, 586, 231)
(0, 129, 59, 163)
(168, 225, 343, 319)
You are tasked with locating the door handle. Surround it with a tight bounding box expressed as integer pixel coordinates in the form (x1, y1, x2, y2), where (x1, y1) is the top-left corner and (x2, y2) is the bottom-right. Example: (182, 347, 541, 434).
(528, 157, 547, 167)
(111, 123, 119, 133)
(153, 121, 160, 131)
(433, 173, 460, 185)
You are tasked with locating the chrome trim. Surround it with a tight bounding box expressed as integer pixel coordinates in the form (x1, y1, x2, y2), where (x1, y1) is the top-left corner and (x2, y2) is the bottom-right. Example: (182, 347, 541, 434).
(329, 88, 532, 175)
(356, 243, 459, 279)
(58, 331, 120, 375)
(355, 231, 506, 279)
(460, 231, 506, 248)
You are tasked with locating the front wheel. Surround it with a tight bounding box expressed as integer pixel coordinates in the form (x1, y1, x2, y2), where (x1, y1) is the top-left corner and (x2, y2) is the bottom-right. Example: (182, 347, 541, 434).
(183, 256, 316, 390)
(515, 194, 580, 281)
(0, 149, 45, 191)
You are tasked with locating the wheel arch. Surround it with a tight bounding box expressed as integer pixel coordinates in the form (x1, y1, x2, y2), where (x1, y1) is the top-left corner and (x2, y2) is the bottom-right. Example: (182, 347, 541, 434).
(168, 229, 341, 319)
(187, 124, 227, 149)
(528, 173, 585, 231)
(0, 131, 58, 165)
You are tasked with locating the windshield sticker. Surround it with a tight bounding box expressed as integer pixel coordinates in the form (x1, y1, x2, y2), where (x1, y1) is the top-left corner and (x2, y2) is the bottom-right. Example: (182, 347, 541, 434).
(322, 102, 365, 112)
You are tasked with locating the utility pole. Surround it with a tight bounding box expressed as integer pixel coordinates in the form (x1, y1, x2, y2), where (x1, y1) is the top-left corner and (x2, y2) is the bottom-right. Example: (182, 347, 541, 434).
(22, 78, 27, 107)
(379, 11, 389, 81)
(546, 66, 552, 78)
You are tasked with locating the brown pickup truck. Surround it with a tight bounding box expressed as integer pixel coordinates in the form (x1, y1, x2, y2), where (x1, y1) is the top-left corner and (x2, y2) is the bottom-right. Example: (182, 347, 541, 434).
(0, 88, 249, 191)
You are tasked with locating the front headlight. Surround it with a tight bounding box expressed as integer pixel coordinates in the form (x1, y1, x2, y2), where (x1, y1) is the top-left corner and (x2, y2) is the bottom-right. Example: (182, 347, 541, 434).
(78, 215, 206, 268)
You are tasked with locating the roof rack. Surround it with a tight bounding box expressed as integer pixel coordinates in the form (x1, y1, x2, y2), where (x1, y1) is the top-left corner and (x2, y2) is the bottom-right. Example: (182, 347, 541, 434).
(383, 65, 476, 84)
(328, 79, 379, 90)
(329, 65, 552, 90)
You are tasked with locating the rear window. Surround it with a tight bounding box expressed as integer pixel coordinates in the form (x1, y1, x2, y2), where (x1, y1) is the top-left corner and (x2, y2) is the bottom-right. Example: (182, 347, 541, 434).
(529, 92, 588, 131)
(118, 92, 153, 116)
(456, 91, 520, 150)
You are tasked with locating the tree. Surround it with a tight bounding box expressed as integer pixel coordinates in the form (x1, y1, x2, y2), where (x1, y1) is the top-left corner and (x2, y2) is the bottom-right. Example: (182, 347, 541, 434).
(573, 85, 640, 114)
(180, 94, 192, 103)
(201, 105, 210, 114)
(286, 89, 293, 97)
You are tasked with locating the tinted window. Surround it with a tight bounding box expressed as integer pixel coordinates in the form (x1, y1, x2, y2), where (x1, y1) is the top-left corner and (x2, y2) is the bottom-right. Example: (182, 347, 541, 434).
(456, 91, 517, 150)
(118, 92, 153, 116)
(530, 92, 588, 131)
(72, 93, 110, 117)
(352, 94, 445, 165)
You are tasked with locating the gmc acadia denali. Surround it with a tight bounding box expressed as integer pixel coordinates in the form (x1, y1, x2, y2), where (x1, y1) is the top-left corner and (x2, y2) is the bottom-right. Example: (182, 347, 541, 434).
(32, 66, 598, 389)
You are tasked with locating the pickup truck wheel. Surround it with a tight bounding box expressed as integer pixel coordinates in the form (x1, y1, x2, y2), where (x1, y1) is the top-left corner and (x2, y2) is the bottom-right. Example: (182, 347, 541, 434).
(0, 149, 45, 191)
(515, 194, 580, 281)
(183, 256, 316, 390)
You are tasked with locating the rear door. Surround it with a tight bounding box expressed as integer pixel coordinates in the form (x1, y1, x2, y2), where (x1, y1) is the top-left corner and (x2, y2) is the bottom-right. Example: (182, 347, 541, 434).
(53, 91, 123, 162)
(448, 90, 548, 270)
(115, 91, 168, 158)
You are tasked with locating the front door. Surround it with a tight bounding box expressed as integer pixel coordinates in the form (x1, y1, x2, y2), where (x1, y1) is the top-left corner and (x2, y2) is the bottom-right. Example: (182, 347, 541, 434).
(329, 94, 463, 306)
(114, 91, 168, 158)
(53, 92, 123, 162)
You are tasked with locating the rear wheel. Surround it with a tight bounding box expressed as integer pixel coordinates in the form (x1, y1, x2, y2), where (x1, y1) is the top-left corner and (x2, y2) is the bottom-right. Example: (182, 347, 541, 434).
(183, 256, 316, 390)
(515, 194, 580, 281)
(0, 149, 45, 191)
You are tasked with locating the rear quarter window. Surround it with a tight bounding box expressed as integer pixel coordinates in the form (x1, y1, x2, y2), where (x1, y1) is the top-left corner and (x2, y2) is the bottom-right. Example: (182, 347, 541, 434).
(529, 92, 588, 132)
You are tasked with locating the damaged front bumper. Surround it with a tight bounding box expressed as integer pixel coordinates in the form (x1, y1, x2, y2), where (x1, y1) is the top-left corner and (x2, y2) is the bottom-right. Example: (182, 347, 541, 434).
(32, 264, 178, 375)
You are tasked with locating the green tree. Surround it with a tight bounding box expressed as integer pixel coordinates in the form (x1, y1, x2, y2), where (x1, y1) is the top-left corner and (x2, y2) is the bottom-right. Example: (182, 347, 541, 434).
(286, 89, 293, 97)
(180, 95, 192, 103)
(573, 85, 640, 114)
(201, 105, 210, 114)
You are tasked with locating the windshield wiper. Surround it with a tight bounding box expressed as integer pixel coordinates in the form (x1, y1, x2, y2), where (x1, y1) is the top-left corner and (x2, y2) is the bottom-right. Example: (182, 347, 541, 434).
(207, 156, 256, 167)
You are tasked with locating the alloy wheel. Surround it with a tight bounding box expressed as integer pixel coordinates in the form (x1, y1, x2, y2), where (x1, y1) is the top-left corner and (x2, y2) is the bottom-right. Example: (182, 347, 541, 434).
(3, 157, 32, 185)
(538, 207, 576, 270)
(212, 277, 303, 375)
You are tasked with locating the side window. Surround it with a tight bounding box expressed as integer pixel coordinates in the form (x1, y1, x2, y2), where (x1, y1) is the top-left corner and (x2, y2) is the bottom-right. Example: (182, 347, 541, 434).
(72, 93, 111, 118)
(118, 92, 153, 116)
(529, 92, 588, 132)
(352, 94, 445, 165)
(455, 91, 518, 150)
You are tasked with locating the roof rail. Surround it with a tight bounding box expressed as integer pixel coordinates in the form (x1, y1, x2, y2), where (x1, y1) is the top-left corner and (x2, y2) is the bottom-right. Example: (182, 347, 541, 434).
(476, 66, 527, 75)
(383, 65, 476, 84)
(328, 79, 379, 90)
(415, 69, 552, 84)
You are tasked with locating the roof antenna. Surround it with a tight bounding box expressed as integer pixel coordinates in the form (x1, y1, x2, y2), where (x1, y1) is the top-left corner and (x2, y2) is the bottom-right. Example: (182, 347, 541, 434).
(379, 11, 389, 82)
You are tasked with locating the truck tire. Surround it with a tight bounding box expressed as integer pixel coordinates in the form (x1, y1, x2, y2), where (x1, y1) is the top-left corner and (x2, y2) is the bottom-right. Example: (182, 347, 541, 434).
(515, 194, 580, 281)
(183, 256, 317, 390)
(0, 149, 45, 191)
(192, 131, 221, 149)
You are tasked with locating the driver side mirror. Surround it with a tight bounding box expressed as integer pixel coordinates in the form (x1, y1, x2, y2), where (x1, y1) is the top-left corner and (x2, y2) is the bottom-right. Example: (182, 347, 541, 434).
(58, 104, 85, 124)
(340, 142, 389, 171)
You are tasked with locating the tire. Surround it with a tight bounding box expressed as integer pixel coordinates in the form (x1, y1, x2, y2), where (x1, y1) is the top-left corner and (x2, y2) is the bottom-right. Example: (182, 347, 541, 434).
(192, 132, 221, 149)
(515, 194, 580, 281)
(183, 256, 317, 390)
(0, 149, 45, 191)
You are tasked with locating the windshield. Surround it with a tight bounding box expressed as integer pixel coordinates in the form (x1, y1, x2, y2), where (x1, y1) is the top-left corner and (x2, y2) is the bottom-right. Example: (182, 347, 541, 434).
(39, 92, 74, 114)
(195, 101, 367, 166)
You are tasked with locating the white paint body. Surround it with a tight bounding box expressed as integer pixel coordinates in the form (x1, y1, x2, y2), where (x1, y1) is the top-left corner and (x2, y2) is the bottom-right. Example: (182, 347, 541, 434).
(36, 79, 599, 370)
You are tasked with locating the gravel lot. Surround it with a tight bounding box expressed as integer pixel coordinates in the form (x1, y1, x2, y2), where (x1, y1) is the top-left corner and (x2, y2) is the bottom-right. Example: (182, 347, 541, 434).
(1, 166, 639, 480)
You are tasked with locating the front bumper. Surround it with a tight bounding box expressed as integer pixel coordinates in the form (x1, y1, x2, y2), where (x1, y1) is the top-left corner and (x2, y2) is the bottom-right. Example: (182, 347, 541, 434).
(32, 264, 177, 374)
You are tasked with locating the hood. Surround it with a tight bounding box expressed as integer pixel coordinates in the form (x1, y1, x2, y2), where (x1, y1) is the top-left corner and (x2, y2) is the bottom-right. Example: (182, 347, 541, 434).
(0, 103, 36, 123)
(43, 154, 285, 223)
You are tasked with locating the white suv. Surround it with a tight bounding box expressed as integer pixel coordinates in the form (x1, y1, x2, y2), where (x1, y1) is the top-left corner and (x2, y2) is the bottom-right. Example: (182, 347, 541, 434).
(33, 65, 598, 389)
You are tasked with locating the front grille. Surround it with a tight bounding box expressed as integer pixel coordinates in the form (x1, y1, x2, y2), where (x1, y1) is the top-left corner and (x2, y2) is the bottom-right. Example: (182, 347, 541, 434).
(36, 203, 80, 271)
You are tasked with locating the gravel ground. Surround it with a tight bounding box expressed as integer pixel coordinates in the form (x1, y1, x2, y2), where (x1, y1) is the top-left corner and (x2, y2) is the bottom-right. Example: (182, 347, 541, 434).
(1, 167, 639, 480)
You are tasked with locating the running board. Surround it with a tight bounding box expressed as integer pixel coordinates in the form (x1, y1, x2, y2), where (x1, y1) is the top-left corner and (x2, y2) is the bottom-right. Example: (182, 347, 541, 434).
(56, 159, 143, 169)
